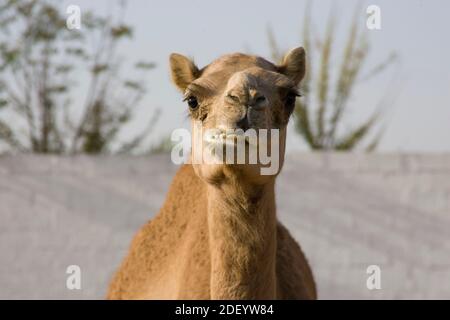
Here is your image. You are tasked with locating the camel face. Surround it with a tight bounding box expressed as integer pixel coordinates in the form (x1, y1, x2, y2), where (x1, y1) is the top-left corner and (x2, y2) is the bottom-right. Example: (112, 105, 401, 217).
(170, 48, 305, 184)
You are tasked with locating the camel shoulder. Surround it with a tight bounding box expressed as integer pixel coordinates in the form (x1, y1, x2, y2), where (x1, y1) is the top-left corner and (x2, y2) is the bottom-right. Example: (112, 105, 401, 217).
(276, 222, 317, 299)
(140, 164, 206, 240)
(107, 164, 207, 299)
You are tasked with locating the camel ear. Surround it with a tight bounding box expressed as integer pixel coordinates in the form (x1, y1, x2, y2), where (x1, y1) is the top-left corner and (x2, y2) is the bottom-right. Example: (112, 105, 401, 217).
(277, 47, 306, 86)
(169, 53, 200, 92)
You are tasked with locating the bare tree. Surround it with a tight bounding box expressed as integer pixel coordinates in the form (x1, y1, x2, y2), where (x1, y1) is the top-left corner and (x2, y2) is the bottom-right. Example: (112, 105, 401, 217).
(0, 0, 158, 154)
(268, 5, 397, 151)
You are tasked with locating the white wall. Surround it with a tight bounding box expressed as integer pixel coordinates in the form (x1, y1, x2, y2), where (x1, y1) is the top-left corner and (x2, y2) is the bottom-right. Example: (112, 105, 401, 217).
(0, 153, 449, 299)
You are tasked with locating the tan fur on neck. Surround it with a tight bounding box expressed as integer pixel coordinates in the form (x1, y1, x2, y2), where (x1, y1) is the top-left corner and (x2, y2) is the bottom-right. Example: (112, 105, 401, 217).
(207, 173, 277, 299)
(107, 165, 316, 299)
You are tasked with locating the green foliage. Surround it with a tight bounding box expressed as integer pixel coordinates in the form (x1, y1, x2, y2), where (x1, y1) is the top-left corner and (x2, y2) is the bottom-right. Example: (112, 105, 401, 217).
(135, 61, 156, 70)
(110, 25, 132, 38)
(0, 0, 158, 154)
(268, 7, 396, 151)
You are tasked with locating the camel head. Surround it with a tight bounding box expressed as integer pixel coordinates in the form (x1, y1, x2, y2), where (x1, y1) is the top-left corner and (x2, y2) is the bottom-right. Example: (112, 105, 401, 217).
(169, 48, 305, 186)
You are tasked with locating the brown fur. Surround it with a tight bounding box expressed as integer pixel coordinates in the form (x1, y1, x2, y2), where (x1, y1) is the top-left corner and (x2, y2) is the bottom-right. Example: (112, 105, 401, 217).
(107, 49, 316, 299)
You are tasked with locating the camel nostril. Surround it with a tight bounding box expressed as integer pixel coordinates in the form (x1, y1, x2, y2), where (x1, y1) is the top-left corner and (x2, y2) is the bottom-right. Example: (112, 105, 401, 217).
(255, 96, 266, 104)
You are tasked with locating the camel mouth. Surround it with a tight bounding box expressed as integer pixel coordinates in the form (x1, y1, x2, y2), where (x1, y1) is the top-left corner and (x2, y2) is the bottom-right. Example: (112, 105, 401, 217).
(203, 129, 256, 147)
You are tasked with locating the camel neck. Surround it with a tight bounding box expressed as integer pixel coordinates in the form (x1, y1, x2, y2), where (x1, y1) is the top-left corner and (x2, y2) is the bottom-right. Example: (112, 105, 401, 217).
(206, 178, 277, 299)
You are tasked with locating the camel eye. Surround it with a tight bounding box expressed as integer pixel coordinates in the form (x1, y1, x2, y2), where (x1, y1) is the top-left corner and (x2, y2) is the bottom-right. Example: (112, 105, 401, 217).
(186, 96, 199, 110)
(285, 91, 299, 109)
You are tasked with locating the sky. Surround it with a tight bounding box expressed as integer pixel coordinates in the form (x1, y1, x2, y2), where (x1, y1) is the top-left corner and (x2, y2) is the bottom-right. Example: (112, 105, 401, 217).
(60, 0, 450, 152)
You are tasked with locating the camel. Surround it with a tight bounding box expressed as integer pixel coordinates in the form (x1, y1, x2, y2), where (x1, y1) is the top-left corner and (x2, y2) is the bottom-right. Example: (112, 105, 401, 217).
(107, 47, 317, 300)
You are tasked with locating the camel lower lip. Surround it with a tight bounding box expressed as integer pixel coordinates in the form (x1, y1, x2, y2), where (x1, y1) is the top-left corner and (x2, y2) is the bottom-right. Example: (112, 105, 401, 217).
(202, 128, 258, 146)
(204, 134, 254, 146)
